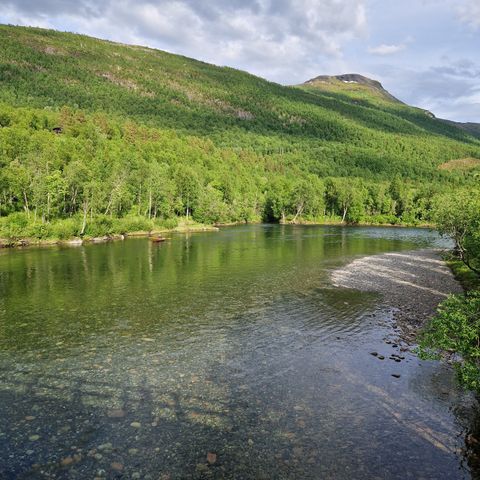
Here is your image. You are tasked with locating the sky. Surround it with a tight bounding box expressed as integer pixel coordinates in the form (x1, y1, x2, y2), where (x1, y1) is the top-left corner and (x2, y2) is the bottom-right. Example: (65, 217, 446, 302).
(1, 0, 479, 122)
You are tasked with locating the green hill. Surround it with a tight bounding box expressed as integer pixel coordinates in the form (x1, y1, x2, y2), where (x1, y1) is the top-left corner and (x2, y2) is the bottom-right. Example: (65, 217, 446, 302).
(302, 73, 404, 104)
(0, 25, 479, 242)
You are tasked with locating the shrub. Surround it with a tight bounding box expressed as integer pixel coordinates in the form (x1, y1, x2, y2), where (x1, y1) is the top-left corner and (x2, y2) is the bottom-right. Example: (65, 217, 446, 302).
(83, 215, 119, 237)
(155, 217, 179, 230)
(50, 218, 81, 240)
(28, 222, 53, 239)
(0, 212, 30, 239)
(418, 291, 480, 394)
(434, 191, 480, 276)
(117, 215, 154, 233)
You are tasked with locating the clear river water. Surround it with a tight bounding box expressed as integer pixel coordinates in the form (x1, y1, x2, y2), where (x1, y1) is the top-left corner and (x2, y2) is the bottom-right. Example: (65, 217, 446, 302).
(0, 225, 478, 479)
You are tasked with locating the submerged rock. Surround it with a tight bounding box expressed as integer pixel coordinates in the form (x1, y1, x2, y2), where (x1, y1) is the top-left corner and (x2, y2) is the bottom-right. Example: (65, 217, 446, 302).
(107, 409, 126, 418)
(60, 456, 74, 467)
(111, 462, 124, 472)
(207, 452, 217, 464)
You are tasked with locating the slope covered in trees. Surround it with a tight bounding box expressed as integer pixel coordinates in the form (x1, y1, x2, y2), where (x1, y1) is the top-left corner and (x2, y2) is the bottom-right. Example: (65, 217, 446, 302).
(0, 25, 479, 241)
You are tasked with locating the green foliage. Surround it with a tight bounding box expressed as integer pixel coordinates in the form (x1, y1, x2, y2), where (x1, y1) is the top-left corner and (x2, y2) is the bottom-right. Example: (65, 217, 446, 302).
(0, 25, 479, 240)
(117, 215, 154, 234)
(49, 217, 81, 240)
(82, 215, 118, 238)
(418, 292, 480, 394)
(445, 256, 480, 291)
(434, 191, 480, 276)
(0, 212, 30, 240)
(418, 192, 480, 394)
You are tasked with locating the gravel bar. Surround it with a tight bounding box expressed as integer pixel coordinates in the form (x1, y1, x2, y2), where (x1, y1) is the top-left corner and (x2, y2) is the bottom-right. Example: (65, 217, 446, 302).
(331, 249, 463, 343)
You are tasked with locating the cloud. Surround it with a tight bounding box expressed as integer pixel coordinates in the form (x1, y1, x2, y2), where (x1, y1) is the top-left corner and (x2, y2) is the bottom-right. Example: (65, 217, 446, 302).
(1, 0, 368, 84)
(376, 58, 480, 122)
(457, 0, 480, 29)
(1, 0, 479, 121)
(368, 43, 406, 55)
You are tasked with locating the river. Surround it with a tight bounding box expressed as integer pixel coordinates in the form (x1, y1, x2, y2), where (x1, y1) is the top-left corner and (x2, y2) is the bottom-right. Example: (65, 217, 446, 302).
(0, 225, 477, 479)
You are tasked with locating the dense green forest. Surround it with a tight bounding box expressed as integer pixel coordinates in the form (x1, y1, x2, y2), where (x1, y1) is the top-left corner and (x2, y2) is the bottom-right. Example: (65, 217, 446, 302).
(0, 25, 480, 242)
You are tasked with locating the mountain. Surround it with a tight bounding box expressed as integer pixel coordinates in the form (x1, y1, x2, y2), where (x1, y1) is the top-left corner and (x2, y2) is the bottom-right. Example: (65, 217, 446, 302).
(302, 74, 480, 140)
(0, 25, 479, 241)
(302, 74, 403, 104)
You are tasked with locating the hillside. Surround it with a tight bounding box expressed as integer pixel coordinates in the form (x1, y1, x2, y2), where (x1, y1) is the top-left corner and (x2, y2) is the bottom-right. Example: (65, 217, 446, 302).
(441, 119, 480, 139)
(302, 74, 403, 104)
(0, 25, 479, 241)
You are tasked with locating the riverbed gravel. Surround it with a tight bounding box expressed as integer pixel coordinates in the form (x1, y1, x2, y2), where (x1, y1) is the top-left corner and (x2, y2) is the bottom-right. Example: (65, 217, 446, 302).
(331, 249, 463, 343)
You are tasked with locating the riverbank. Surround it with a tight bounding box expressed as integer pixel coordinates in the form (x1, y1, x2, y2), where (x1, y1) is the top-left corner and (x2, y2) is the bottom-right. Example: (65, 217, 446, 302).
(0, 224, 219, 249)
(0, 217, 435, 250)
(331, 249, 463, 343)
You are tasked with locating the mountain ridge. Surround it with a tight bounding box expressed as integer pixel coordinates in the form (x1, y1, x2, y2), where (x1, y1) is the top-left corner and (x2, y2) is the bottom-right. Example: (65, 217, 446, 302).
(303, 73, 480, 138)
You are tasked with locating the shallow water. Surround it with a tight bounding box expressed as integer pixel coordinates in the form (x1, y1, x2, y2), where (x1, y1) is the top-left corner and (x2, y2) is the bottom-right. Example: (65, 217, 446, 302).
(0, 225, 477, 479)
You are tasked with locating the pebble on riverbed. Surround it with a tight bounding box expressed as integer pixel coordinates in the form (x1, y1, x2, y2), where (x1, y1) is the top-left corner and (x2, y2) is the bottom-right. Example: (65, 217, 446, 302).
(207, 452, 217, 464)
(107, 409, 126, 418)
(111, 462, 124, 472)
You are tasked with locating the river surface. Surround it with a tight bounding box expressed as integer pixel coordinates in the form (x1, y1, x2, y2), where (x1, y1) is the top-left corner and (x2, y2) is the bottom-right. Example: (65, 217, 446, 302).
(0, 225, 478, 479)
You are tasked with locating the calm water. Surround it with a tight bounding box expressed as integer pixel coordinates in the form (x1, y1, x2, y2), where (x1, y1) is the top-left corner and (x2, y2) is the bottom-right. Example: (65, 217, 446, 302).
(0, 225, 478, 479)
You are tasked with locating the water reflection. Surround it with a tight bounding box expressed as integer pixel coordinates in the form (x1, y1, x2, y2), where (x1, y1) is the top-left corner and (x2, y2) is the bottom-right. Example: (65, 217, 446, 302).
(0, 225, 477, 479)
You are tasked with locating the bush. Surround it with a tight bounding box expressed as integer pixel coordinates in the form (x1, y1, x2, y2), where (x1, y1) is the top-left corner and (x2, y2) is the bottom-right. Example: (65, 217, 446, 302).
(117, 215, 154, 233)
(155, 217, 179, 230)
(0, 212, 30, 239)
(50, 218, 81, 240)
(83, 215, 119, 237)
(434, 191, 480, 276)
(418, 291, 480, 394)
(28, 222, 53, 239)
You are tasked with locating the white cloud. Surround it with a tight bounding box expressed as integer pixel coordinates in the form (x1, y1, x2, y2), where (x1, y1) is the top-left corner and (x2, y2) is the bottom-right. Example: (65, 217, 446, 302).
(368, 43, 406, 55)
(1, 0, 479, 121)
(0, 0, 369, 84)
(374, 59, 480, 122)
(457, 0, 480, 29)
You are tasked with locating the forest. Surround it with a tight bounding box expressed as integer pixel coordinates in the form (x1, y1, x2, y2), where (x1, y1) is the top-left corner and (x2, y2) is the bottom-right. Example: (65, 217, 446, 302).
(0, 25, 480, 241)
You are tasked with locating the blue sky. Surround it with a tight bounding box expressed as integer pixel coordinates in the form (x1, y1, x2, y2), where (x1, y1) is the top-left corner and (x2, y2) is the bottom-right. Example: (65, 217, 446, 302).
(1, 0, 479, 122)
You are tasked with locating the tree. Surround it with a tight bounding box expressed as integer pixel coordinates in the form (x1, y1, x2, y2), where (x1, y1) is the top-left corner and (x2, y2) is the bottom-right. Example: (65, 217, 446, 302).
(389, 174, 406, 217)
(326, 178, 366, 223)
(434, 191, 480, 276)
(419, 292, 480, 394)
(145, 162, 176, 219)
(265, 177, 293, 223)
(174, 165, 201, 221)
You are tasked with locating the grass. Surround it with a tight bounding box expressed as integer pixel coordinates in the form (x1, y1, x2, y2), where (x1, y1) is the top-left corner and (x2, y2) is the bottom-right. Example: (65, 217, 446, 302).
(444, 254, 480, 291)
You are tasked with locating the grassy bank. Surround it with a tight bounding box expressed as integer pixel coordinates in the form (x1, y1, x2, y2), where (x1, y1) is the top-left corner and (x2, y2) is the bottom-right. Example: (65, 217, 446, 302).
(444, 254, 480, 291)
(0, 213, 436, 249)
(0, 214, 218, 248)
